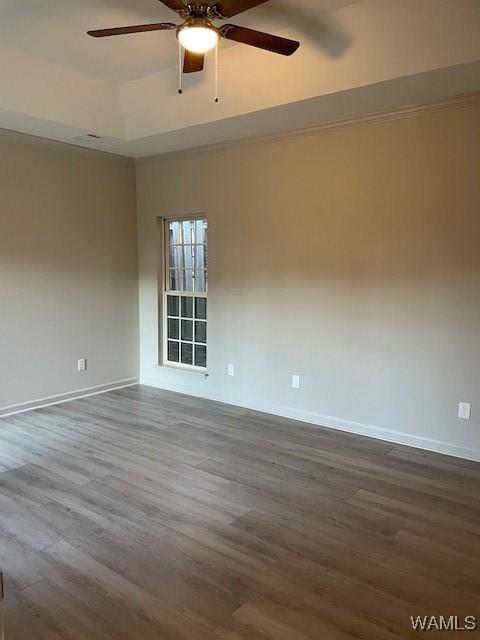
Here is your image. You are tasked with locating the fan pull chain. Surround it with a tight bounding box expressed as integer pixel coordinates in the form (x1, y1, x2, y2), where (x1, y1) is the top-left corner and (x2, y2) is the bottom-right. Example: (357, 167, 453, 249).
(178, 41, 183, 95)
(214, 41, 219, 103)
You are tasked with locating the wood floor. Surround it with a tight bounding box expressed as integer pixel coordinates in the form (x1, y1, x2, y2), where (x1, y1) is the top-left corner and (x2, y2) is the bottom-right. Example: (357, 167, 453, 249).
(0, 386, 479, 639)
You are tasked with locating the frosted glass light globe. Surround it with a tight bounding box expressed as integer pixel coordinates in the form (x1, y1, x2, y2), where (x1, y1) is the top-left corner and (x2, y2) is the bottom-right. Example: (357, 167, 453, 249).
(178, 26, 219, 54)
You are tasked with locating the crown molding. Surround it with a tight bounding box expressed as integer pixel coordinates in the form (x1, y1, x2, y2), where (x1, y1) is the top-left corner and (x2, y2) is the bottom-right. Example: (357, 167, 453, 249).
(1, 91, 478, 164)
(135, 91, 480, 165)
(0, 127, 133, 164)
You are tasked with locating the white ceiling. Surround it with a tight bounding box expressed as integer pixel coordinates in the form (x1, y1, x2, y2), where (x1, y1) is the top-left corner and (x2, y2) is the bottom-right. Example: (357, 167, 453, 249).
(0, 0, 360, 82)
(0, 0, 479, 157)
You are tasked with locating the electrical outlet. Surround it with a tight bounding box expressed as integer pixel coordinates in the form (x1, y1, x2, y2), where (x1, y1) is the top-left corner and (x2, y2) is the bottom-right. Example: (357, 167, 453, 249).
(227, 364, 235, 377)
(77, 358, 87, 372)
(458, 402, 471, 420)
(292, 374, 300, 389)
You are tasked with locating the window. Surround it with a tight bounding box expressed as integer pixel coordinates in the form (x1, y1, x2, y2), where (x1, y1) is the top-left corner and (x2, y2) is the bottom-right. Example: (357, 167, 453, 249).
(163, 217, 207, 369)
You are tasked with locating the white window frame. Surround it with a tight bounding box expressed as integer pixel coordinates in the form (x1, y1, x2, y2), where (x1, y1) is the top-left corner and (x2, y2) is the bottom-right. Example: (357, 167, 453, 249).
(160, 214, 208, 371)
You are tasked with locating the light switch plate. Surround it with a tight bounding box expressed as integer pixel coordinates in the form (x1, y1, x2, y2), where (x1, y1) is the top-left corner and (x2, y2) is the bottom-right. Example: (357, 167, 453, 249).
(227, 364, 234, 377)
(292, 374, 300, 389)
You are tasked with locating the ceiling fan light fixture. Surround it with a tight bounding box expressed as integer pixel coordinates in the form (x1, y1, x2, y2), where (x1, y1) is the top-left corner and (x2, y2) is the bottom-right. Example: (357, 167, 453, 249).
(178, 25, 219, 54)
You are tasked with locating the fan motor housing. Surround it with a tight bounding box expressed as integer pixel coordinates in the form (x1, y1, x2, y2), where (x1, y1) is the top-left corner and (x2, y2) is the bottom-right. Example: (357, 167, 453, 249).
(177, 15, 219, 32)
(187, 4, 212, 17)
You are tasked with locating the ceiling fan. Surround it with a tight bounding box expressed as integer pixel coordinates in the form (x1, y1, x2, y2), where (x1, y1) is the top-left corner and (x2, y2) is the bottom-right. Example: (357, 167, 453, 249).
(87, 0, 300, 75)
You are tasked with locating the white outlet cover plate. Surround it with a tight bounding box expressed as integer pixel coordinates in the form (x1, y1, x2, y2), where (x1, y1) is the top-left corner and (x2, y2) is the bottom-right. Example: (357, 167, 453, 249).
(459, 402, 471, 420)
(292, 375, 300, 389)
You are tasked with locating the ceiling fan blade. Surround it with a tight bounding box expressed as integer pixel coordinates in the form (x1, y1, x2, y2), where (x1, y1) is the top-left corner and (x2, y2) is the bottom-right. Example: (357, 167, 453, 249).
(220, 25, 300, 56)
(214, 0, 270, 18)
(158, 0, 187, 12)
(183, 50, 205, 73)
(88, 23, 177, 37)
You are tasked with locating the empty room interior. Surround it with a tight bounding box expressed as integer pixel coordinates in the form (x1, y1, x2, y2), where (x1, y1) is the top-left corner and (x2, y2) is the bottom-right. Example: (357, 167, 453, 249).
(1, 0, 480, 637)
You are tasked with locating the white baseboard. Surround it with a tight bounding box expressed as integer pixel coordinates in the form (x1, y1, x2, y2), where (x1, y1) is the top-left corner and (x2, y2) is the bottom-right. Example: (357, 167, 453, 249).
(0, 378, 139, 418)
(140, 377, 480, 463)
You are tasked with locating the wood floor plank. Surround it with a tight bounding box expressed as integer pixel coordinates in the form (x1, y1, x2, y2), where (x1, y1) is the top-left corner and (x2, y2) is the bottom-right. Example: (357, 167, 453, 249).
(0, 384, 479, 639)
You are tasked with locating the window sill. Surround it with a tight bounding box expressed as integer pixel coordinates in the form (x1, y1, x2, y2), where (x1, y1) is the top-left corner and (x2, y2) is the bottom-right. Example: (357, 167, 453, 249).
(157, 363, 209, 377)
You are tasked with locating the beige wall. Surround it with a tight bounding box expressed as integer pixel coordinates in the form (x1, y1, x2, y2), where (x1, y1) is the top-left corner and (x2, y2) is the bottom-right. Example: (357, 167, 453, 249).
(136, 100, 480, 460)
(0, 135, 139, 411)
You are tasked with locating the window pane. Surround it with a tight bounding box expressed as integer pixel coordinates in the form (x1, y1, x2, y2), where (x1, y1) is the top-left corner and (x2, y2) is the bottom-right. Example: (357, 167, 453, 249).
(169, 221, 182, 245)
(169, 269, 183, 291)
(183, 245, 194, 270)
(185, 270, 194, 292)
(167, 295, 179, 317)
(181, 296, 193, 318)
(170, 245, 195, 270)
(195, 297, 207, 320)
(182, 220, 194, 244)
(195, 245, 207, 269)
(169, 246, 185, 270)
(170, 270, 194, 292)
(181, 320, 193, 342)
(195, 321, 207, 344)
(194, 270, 207, 293)
(168, 340, 179, 363)
(194, 344, 207, 368)
(168, 318, 179, 340)
(181, 342, 193, 365)
(195, 219, 207, 245)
